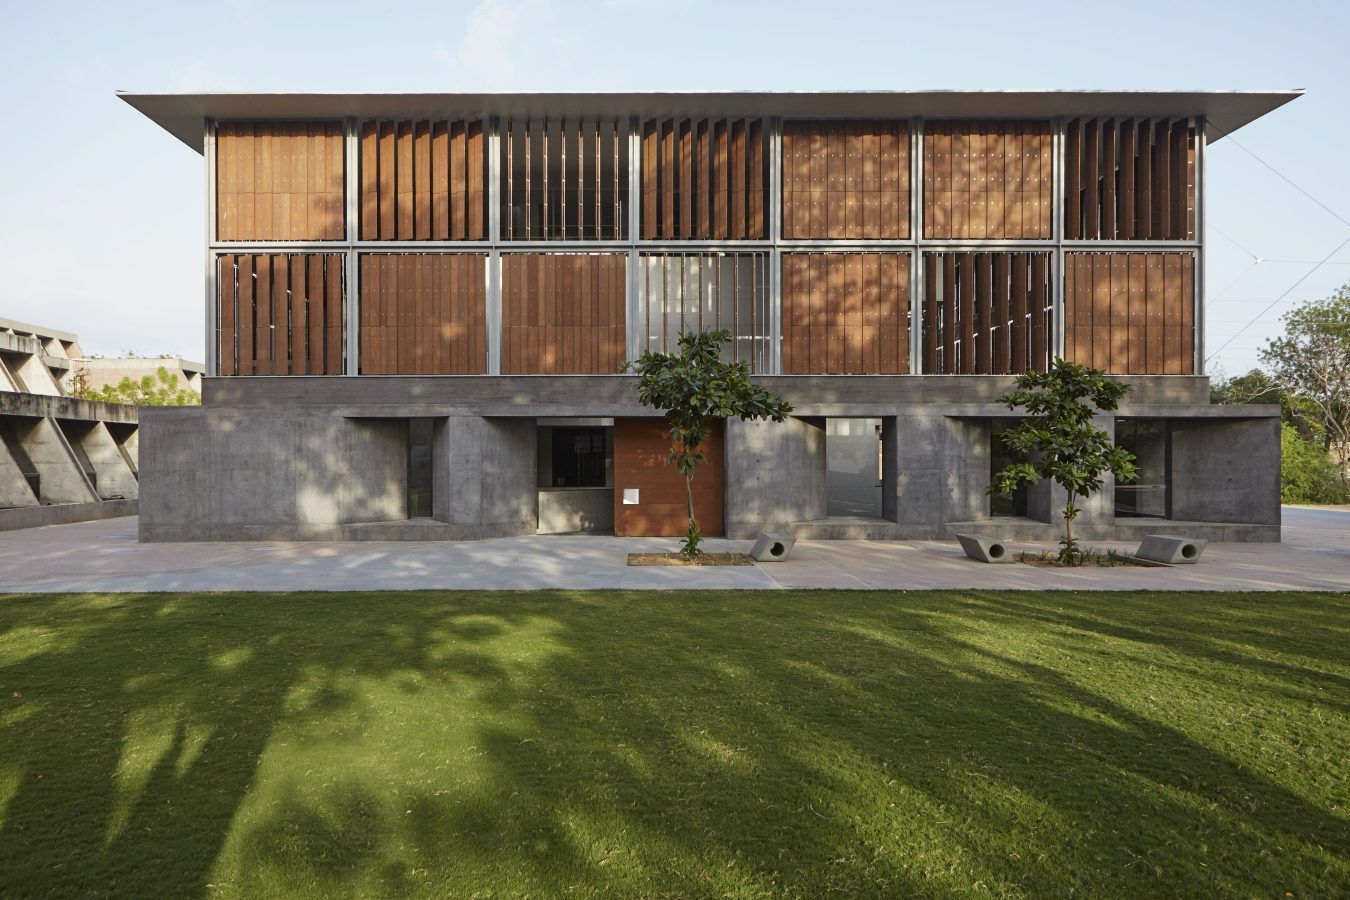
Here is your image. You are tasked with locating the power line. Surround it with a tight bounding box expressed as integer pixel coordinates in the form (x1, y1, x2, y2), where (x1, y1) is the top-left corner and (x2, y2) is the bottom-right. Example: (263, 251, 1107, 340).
(1203, 120, 1350, 364)
(1205, 232, 1350, 362)
(1224, 135, 1350, 232)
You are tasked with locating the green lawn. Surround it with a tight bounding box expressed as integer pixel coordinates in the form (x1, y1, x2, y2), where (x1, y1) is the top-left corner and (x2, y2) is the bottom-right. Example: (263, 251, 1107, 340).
(0, 591, 1346, 898)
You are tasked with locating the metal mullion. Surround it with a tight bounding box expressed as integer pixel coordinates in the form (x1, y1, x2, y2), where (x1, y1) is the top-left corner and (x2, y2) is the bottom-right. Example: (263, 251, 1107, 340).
(1052, 117, 1067, 361)
(909, 117, 923, 374)
(768, 116, 782, 374)
(1195, 117, 1206, 375)
(205, 119, 218, 377)
(488, 116, 502, 374)
(344, 117, 360, 376)
(627, 118, 640, 361)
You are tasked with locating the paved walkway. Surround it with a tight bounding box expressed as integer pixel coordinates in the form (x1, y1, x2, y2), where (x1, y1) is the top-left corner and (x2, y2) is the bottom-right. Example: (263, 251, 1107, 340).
(0, 509, 1346, 593)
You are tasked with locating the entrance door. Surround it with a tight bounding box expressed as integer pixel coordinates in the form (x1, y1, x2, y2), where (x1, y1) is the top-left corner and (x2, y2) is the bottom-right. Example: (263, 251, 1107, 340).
(612, 418, 725, 537)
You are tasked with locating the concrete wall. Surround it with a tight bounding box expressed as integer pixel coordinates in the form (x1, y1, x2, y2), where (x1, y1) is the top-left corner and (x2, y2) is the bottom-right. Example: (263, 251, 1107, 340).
(431, 416, 537, 538)
(725, 416, 826, 538)
(538, 488, 613, 533)
(140, 374, 1281, 544)
(139, 408, 407, 541)
(1170, 416, 1282, 526)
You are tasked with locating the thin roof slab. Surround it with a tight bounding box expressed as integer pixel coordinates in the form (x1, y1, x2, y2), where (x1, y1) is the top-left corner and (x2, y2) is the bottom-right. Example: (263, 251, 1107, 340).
(118, 89, 1303, 153)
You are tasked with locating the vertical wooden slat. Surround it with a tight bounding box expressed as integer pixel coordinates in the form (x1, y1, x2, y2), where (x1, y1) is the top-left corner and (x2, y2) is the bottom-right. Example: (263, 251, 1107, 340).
(748, 119, 764, 239)
(467, 120, 485, 240)
(1127, 253, 1145, 374)
(218, 256, 236, 376)
(237, 255, 254, 376)
(992, 253, 1010, 374)
(1163, 252, 1182, 374)
(1065, 119, 1081, 240)
(1109, 252, 1129, 374)
(1136, 120, 1153, 239)
(431, 121, 449, 240)
(655, 120, 671, 238)
(1030, 253, 1047, 370)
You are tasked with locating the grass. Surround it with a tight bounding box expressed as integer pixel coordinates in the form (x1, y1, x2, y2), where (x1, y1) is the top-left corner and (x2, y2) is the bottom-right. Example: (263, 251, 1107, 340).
(0, 590, 1347, 898)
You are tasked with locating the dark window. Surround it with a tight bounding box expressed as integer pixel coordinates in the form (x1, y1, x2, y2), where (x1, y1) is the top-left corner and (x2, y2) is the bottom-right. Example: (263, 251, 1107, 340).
(407, 418, 434, 518)
(1115, 419, 1170, 518)
(990, 422, 1029, 518)
(551, 427, 607, 487)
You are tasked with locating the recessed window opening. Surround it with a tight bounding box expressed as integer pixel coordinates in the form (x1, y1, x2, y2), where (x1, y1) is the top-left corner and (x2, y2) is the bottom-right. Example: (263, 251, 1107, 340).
(826, 418, 884, 518)
(550, 427, 608, 488)
(990, 420, 1029, 518)
(1115, 419, 1170, 518)
(407, 418, 434, 518)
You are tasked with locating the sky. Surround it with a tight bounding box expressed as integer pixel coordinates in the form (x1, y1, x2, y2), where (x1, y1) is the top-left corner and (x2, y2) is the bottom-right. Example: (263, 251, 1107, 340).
(1, 0, 1346, 378)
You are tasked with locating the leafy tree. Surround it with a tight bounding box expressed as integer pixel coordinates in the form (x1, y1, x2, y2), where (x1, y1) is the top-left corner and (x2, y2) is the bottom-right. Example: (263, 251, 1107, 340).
(988, 360, 1137, 564)
(631, 329, 791, 559)
(77, 367, 200, 407)
(1260, 285, 1350, 487)
(1210, 368, 1315, 431)
(1280, 423, 1348, 504)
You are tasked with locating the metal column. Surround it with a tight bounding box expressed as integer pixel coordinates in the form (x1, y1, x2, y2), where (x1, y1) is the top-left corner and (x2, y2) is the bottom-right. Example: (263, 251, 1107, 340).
(344, 117, 360, 376)
(487, 117, 502, 374)
(203, 120, 217, 377)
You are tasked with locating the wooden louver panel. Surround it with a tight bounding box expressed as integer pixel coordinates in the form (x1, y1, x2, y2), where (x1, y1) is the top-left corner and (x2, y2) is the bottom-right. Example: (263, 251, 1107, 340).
(501, 117, 629, 240)
(923, 121, 1052, 239)
(782, 121, 910, 239)
(358, 254, 487, 375)
(1064, 118, 1196, 240)
(359, 120, 487, 240)
(920, 251, 1054, 375)
(501, 254, 627, 375)
(1064, 252, 1194, 375)
(640, 118, 767, 239)
(781, 253, 910, 374)
(216, 122, 344, 241)
(216, 254, 345, 376)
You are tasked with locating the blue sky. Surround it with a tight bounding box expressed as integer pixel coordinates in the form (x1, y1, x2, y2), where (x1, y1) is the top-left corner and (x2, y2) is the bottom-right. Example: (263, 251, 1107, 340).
(1, 0, 1346, 377)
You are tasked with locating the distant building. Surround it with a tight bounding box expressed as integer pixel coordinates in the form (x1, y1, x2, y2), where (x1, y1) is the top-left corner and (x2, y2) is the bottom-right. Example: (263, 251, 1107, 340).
(73, 357, 204, 395)
(0, 317, 141, 530)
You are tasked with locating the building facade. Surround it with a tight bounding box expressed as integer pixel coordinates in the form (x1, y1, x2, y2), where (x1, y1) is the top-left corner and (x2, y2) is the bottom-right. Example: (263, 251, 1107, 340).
(122, 91, 1296, 542)
(0, 317, 141, 530)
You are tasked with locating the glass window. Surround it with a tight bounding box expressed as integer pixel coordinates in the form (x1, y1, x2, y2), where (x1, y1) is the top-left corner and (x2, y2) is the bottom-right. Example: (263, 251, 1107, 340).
(550, 427, 608, 488)
(1115, 419, 1170, 518)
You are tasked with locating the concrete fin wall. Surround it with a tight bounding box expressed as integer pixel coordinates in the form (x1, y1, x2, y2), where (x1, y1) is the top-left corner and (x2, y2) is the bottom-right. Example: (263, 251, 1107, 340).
(725, 416, 826, 536)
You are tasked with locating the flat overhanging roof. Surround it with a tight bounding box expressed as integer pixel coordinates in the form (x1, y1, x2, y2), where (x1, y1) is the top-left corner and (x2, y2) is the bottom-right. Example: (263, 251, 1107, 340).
(118, 89, 1304, 154)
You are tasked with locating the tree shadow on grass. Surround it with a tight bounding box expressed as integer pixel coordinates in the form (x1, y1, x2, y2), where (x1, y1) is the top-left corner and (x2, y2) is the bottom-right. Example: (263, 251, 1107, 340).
(0, 590, 1347, 897)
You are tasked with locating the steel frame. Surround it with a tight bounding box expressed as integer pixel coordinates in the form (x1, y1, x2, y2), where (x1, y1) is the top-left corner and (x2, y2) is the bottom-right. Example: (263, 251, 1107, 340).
(203, 113, 1207, 379)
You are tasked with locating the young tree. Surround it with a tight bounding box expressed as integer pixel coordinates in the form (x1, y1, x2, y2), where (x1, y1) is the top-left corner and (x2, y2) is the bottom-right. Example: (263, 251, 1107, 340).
(1260, 285, 1350, 487)
(76, 366, 201, 407)
(988, 360, 1137, 564)
(631, 329, 792, 559)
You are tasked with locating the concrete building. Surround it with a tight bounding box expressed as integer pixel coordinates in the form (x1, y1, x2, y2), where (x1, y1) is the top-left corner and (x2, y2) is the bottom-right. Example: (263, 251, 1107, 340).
(73, 357, 204, 395)
(121, 90, 1294, 543)
(0, 317, 140, 530)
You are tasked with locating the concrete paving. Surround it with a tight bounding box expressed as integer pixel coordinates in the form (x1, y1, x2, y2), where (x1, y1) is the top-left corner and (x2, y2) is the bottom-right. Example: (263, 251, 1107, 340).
(0, 508, 1346, 593)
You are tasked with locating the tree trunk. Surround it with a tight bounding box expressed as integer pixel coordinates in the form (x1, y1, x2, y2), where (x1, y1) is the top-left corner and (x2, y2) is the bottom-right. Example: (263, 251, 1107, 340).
(685, 472, 695, 531)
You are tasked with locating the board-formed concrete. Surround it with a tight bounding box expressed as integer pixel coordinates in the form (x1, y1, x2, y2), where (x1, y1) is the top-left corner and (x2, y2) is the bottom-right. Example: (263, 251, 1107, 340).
(139, 382, 1282, 543)
(0, 508, 1343, 594)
